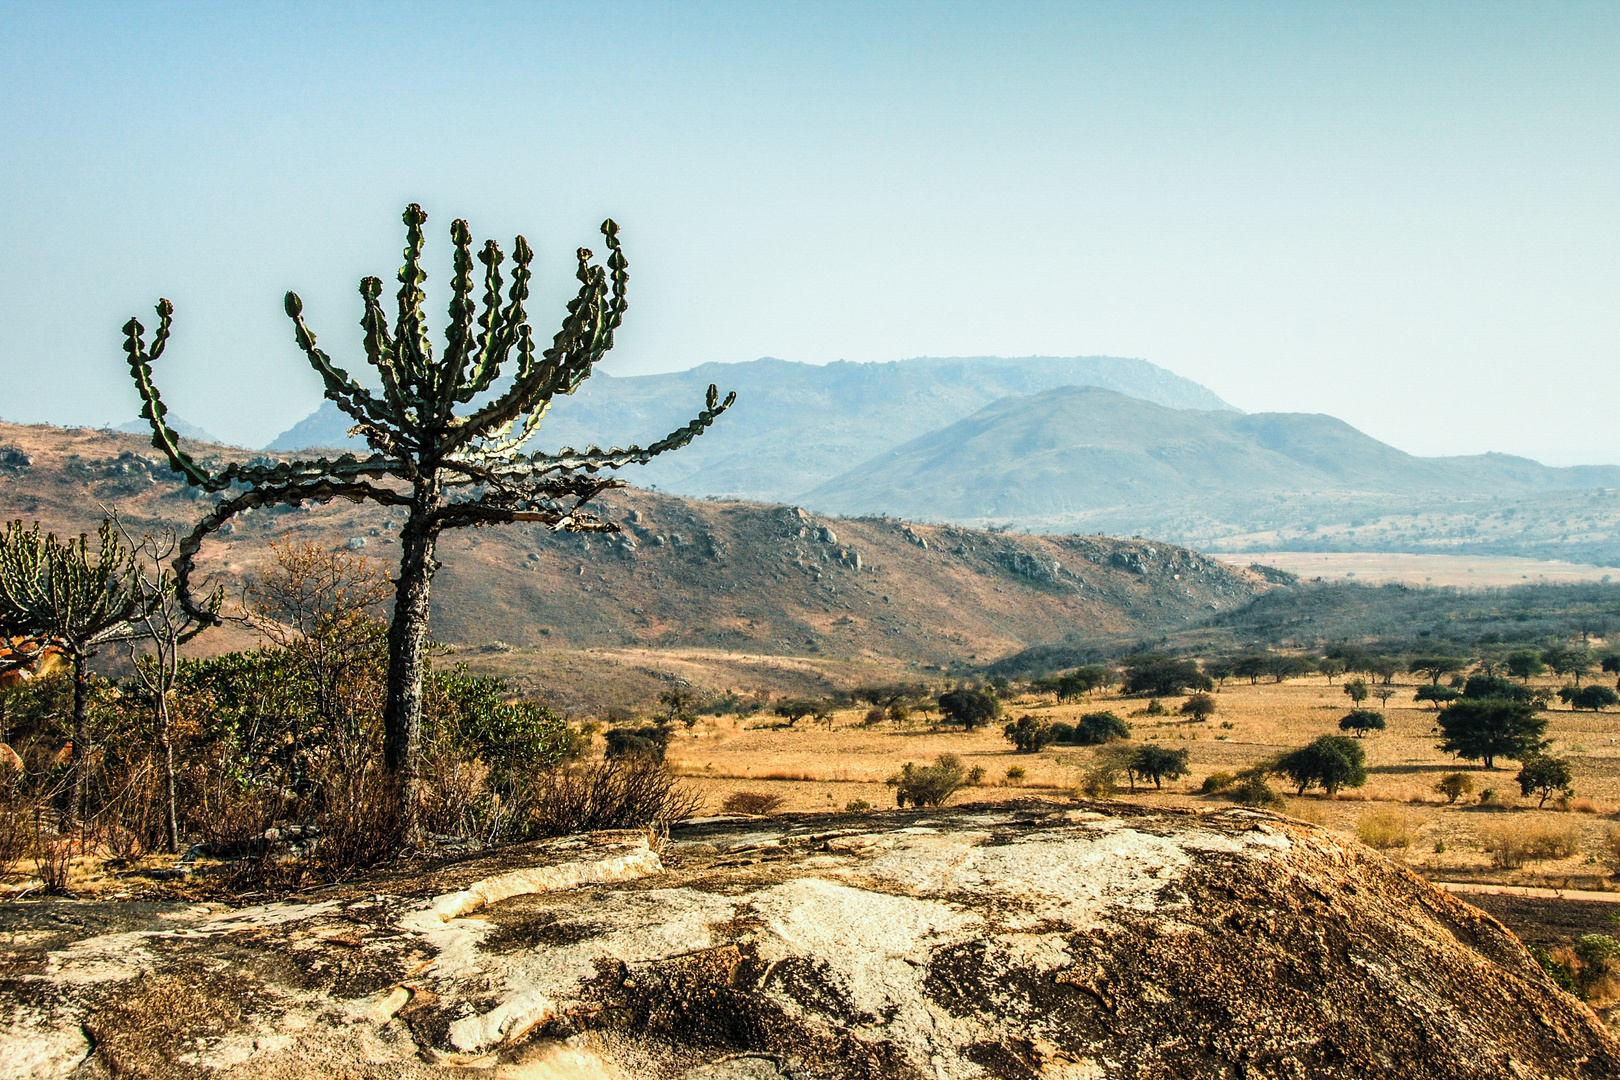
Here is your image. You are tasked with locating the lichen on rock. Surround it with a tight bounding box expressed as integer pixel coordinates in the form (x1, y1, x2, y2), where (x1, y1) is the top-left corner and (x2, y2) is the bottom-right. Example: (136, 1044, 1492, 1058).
(2, 802, 1615, 1078)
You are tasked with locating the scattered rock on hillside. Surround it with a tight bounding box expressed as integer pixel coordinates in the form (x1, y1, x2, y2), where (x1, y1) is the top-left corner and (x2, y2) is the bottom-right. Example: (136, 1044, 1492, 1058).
(3, 802, 1614, 1078)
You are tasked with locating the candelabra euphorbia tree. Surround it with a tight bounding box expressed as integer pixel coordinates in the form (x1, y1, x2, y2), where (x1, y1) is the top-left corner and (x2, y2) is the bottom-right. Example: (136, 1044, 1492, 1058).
(124, 205, 733, 822)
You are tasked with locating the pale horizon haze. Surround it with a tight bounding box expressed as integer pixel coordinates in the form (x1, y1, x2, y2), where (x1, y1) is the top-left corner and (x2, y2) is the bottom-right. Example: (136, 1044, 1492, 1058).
(1, 3, 1616, 465)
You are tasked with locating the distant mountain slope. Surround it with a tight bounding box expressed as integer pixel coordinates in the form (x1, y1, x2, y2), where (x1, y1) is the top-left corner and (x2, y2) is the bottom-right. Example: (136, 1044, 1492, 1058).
(266, 355, 1234, 500)
(803, 387, 1620, 561)
(0, 420, 1273, 669)
(114, 416, 225, 445)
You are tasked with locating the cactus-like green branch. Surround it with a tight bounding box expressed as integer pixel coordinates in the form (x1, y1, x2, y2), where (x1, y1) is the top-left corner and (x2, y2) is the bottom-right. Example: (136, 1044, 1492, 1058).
(123, 204, 734, 830)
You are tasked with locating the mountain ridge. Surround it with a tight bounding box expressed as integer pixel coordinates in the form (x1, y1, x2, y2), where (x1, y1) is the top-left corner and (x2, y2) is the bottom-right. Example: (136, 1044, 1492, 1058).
(266, 354, 1234, 500)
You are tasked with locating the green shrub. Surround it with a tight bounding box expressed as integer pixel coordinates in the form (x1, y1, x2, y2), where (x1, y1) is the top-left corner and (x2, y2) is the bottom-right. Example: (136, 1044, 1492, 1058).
(1200, 772, 1236, 795)
(888, 754, 968, 807)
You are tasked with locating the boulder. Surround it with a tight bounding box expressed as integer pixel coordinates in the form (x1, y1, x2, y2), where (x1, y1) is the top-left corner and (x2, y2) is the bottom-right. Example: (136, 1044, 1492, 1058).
(2, 802, 1614, 1078)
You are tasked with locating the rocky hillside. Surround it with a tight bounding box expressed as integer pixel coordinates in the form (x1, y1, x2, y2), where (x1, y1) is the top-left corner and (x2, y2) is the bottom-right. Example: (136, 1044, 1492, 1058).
(5, 802, 1613, 1078)
(0, 421, 1274, 666)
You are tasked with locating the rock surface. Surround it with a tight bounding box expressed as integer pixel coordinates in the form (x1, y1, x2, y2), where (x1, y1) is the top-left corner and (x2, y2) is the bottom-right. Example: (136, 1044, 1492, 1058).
(3, 801, 1616, 1078)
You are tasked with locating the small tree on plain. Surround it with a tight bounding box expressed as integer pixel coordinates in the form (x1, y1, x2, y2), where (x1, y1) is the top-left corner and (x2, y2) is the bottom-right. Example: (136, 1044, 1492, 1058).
(1601, 653, 1620, 689)
(1436, 699, 1548, 769)
(889, 754, 968, 807)
(938, 688, 1000, 730)
(1338, 709, 1386, 738)
(1573, 685, 1619, 712)
(1180, 693, 1217, 722)
(1542, 646, 1594, 687)
(773, 700, 820, 727)
(1343, 678, 1370, 706)
(1273, 735, 1368, 796)
(1318, 658, 1346, 684)
(1129, 745, 1191, 790)
(1506, 650, 1547, 683)
(1414, 685, 1460, 710)
(1516, 754, 1574, 808)
(1434, 772, 1474, 804)
(1074, 711, 1130, 745)
(1409, 657, 1467, 686)
(1003, 715, 1054, 753)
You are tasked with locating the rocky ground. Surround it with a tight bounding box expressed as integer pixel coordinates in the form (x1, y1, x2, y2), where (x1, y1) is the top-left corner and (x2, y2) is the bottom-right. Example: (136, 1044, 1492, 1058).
(3, 800, 1615, 1079)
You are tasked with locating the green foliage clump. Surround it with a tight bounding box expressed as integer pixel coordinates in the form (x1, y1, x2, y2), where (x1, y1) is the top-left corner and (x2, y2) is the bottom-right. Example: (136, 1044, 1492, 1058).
(1122, 655, 1211, 697)
(1180, 693, 1217, 722)
(1073, 711, 1130, 746)
(1338, 709, 1386, 737)
(1434, 772, 1474, 804)
(1274, 735, 1368, 796)
(1516, 754, 1574, 808)
(938, 688, 1000, 730)
(1003, 715, 1053, 753)
(1127, 745, 1191, 791)
(1414, 685, 1460, 709)
(1437, 699, 1549, 769)
(888, 754, 968, 807)
(1229, 766, 1285, 808)
(1200, 771, 1236, 795)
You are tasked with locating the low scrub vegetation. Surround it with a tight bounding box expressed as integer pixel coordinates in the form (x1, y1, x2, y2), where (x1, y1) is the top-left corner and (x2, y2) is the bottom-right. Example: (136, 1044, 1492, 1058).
(1480, 820, 1582, 869)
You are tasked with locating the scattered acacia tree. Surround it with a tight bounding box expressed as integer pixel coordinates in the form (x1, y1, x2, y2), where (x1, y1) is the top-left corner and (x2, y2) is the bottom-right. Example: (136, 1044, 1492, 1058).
(1515, 754, 1573, 809)
(1180, 693, 1217, 722)
(1571, 685, 1620, 712)
(1436, 699, 1548, 769)
(1342, 678, 1370, 706)
(938, 687, 1000, 730)
(1409, 656, 1468, 686)
(1003, 715, 1054, 753)
(124, 205, 733, 827)
(1601, 653, 1620, 690)
(1542, 645, 1593, 687)
(1273, 735, 1368, 796)
(1338, 709, 1386, 738)
(1128, 745, 1191, 791)
(1074, 711, 1131, 745)
(1414, 685, 1460, 710)
(1434, 772, 1474, 804)
(657, 689, 698, 730)
(0, 520, 157, 824)
(772, 700, 824, 728)
(1506, 649, 1547, 683)
(1318, 658, 1346, 684)
(1124, 655, 1211, 696)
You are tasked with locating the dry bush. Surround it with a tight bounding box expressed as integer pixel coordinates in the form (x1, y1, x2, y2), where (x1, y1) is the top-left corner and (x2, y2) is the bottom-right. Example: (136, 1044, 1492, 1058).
(528, 758, 702, 837)
(33, 833, 74, 892)
(720, 791, 786, 816)
(1570, 798, 1600, 814)
(313, 764, 405, 878)
(1355, 808, 1414, 851)
(1604, 827, 1620, 874)
(1287, 800, 1331, 827)
(1481, 820, 1582, 869)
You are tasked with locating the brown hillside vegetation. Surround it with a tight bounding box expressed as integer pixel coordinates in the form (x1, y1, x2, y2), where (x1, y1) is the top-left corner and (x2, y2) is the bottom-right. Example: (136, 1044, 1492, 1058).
(0, 420, 1274, 670)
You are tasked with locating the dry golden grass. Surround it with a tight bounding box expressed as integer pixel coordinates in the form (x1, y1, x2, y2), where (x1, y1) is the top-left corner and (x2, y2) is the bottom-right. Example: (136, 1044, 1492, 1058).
(652, 672, 1620, 889)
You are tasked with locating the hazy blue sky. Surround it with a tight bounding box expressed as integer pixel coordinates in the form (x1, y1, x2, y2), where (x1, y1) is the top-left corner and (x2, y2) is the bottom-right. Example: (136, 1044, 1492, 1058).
(2, 3, 1616, 464)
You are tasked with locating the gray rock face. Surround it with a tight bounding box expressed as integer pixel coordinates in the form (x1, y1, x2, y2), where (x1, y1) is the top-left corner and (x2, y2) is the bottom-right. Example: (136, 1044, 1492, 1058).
(2, 803, 1615, 1078)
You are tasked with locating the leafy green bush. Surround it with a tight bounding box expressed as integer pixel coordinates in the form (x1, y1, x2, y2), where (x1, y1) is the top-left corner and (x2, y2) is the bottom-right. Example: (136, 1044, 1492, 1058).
(888, 754, 968, 807)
